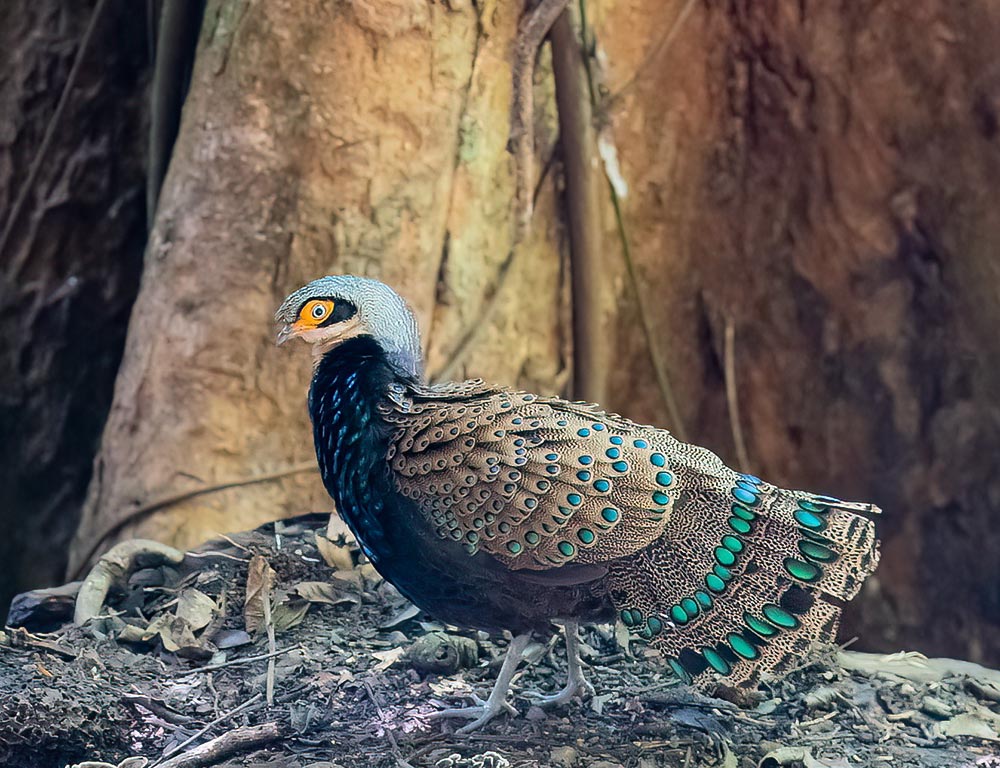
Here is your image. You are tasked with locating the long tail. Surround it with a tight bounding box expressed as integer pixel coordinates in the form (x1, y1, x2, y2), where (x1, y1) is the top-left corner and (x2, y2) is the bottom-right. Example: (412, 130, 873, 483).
(607, 466, 880, 686)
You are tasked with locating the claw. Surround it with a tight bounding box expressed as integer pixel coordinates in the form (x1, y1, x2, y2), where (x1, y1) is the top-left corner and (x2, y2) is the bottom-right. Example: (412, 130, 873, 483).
(429, 634, 532, 733)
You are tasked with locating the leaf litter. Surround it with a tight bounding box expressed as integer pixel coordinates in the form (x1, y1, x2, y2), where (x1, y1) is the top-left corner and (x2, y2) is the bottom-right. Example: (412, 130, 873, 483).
(1, 513, 998, 768)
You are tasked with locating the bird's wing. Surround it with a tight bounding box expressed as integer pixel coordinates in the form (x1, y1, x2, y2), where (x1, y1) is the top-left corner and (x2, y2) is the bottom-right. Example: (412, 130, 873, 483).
(379, 380, 696, 569)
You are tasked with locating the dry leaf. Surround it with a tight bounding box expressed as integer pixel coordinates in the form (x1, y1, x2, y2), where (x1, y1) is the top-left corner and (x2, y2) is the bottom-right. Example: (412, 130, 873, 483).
(244, 554, 276, 634)
(291, 580, 360, 606)
(379, 603, 420, 629)
(175, 588, 217, 631)
(270, 595, 311, 634)
(314, 534, 354, 570)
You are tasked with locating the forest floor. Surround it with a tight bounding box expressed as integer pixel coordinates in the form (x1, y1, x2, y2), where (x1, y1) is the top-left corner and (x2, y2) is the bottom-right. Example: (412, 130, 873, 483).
(2, 515, 999, 768)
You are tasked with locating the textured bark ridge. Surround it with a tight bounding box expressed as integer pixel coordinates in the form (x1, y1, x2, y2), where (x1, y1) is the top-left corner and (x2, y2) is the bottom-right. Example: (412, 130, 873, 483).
(0, 2, 150, 607)
(64, 0, 1000, 668)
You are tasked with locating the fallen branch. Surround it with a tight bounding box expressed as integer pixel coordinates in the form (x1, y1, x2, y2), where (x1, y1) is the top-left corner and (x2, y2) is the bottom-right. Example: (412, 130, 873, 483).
(155, 720, 279, 768)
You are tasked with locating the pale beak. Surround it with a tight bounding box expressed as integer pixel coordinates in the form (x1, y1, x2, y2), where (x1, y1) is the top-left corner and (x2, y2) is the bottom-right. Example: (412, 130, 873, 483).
(275, 323, 295, 346)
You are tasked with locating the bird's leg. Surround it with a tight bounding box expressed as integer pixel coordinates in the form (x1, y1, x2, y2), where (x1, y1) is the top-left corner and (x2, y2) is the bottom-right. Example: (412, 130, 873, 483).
(429, 633, 532, 734)
(524, 620, 595, 707)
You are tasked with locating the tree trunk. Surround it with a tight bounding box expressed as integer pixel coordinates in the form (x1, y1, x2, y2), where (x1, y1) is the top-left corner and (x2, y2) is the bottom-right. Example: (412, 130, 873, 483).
(68, 0, 571, 575)
(0, 1, 149, 607)
(589, 0, 1000, 664)
(67, 0, 1000, 668)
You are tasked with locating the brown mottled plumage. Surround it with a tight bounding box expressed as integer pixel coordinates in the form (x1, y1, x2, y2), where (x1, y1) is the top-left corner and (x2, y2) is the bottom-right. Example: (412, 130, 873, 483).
(276, 275, 881, 731)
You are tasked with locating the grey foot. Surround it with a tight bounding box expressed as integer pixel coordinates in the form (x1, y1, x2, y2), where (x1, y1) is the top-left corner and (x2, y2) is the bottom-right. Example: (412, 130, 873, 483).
(524, 673, 595, 707)
(429, 693, 518, 734)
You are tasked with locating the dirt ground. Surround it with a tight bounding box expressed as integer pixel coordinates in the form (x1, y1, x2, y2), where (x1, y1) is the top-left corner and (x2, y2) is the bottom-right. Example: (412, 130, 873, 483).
(3, 515, 999, 768)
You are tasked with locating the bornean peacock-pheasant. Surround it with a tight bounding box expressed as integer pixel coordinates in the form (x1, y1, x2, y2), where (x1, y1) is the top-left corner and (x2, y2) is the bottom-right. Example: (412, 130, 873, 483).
(275, 275, 880, 732)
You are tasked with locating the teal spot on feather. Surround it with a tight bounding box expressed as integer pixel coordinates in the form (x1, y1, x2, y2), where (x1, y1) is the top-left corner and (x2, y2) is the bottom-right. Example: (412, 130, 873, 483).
(601, 507, 620, 523)
(706, 574, 726, 593)
(466, 532, 479, 543)
(545, 453, 558, 461)
(742, 474, 762, 484)
(794, 509, 826, 530)
(507, 541, 522, 554)
(578, 455, 593, 465)
(594, 479, 610, 492)
(567, 493, 582, 506)
(546, 465, 559, 474)
(606, 447, 621, 459)
(714, 564, 733, 581)
(728, 516, 752, 534)
(736, 480, 758, 494)
(524, 531, 540, 545)
(670, 605, 688, 624)
(633, 439, 648, 449)
(681, 597, 699, 618)
(696, 590, 713, 609)
(745, 612, 778, 637)
(592, 423, 605, 431)
(652, 491, 670, 505)
(577, 470, 592, 482)
(763, 603, 799, 629)
(577, 428, 591, 437)
(656, 472, 673, 486)
(558, 541, 576, 557)
(784, 557, 822, 582)
(714, 547, 736, 567)
(620, 609, 635, 626)
(732, 487, 758, 505)
(612, 461, 629, 472)
(702, 647, 731, 675)
(577, 528, 595, 544)
(798, 499, 828, 513)
(731, 504, 756, 521)
(722, 535, 744, 553)
(799, 539, 837, 562)
(610, 436, 623, 445)
(646, 616, 663, 634)
(728, 633, 758, 660)
(650, 453, 666, 467)
(668, 658, 692, 684)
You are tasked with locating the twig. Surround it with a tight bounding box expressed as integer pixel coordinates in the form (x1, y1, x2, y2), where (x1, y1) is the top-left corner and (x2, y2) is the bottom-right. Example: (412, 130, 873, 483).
(363, 680, 415, 768)
(723, 316, 751, 472)
(155, 721, 280, 768)
(511, 0, 573, 237)
(70, 460, 317, 580)
(551, 9, 606, 404)
(153, 693, 264, 765)
(174, 644, 302, 675)
(262, 580, 277, 707)
(2, 0, 110, 270)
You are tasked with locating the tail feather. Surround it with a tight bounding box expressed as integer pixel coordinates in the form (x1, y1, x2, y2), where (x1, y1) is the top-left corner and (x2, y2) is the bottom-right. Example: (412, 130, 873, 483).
(606, 473, 880, 686)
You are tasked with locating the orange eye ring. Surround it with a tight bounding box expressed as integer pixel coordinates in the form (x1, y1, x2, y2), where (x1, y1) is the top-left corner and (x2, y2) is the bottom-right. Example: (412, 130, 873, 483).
(298, 299, 335, 328)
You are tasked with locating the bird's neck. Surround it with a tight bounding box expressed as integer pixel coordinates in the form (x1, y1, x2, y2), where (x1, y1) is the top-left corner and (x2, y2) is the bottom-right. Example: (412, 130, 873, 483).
(308, 335, 406, 558)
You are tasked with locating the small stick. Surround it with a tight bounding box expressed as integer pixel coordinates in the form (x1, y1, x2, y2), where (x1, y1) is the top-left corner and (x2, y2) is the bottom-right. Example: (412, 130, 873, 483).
(363, 680, 415, 768)
(173, 644, 301, 675)
(262, 583, 277, 707)
(155, 721, 280, 768)
(153, 693, 264, 765)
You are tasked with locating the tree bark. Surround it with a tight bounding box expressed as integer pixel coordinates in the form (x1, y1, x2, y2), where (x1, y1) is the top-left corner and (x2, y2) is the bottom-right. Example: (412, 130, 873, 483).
(590, 0, 1000, 664)
(0, 1, 149, 607)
